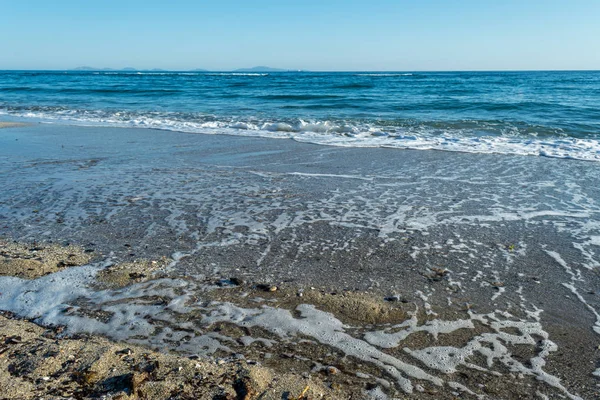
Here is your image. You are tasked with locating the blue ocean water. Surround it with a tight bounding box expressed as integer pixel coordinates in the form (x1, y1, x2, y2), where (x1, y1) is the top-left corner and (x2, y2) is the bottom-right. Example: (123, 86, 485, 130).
(1, 70, 599, 160)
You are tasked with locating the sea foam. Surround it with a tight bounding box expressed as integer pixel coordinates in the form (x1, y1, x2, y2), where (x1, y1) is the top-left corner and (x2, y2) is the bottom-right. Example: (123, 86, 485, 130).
(2, 108, 600, 162)
(0, 260, 584, 399)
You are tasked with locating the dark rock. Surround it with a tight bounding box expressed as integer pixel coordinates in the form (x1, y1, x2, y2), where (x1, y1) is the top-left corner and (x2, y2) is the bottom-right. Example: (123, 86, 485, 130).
(229, 277, 244, 286)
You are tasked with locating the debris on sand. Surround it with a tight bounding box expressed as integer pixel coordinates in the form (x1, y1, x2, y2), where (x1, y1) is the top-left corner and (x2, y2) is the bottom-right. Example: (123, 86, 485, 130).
(424, 267, 449, 282)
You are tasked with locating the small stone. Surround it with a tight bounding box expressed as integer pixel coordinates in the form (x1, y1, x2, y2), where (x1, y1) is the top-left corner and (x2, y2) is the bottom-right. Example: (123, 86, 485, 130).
(256, 284, 277, 292)
(229, 277, 244, 286)
(384, 295, 401, 302)
(4, 335, 22, 344)
(326, 366, 339, 375)
(116, 348, 133, 356)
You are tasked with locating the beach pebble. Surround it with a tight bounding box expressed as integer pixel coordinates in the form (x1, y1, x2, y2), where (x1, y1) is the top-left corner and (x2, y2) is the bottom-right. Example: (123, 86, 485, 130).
(229, 277, 244, 285)
(326, 366, 340, 375)
(256, 284, 278, 292)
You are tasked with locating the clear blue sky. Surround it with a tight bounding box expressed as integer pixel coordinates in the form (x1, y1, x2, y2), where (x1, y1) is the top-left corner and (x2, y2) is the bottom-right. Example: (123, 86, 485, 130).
(1, 0, 599, 71)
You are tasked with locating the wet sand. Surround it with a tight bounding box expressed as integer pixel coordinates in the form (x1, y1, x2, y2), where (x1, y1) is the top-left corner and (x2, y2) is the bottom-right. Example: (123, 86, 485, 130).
(0, 122, 26, 129)
(0, 122, 599, 399)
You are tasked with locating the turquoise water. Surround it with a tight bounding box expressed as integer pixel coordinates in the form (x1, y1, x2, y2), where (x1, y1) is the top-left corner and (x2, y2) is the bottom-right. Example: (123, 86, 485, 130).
(1, 70, 599, 160)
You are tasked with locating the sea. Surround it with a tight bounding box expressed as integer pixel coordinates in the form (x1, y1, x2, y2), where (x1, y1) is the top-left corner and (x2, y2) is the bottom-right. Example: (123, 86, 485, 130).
(1, 70, 600, 398)
(1, 70, 599, 161)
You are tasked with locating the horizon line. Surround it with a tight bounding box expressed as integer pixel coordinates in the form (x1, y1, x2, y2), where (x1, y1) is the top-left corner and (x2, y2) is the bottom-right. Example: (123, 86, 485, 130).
(1, 68, 600, 73)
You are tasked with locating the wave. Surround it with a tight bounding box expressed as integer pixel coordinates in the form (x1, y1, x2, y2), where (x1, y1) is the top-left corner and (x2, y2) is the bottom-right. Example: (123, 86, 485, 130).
(257, 94, 343, 100)
(0, 87, 182, 95)
(355, 73, 414, 77)
(1, 107, 599, 162)
(332, 83, 375, 89)
(206, 73, 269, 77)
(91, 72, 200, 76)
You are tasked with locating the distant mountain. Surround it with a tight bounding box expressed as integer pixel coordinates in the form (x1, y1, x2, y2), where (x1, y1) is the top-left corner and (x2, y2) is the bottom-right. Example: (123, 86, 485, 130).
(73, 66, 97, 71)
(191, 68, 209, 72)
(234, 66, 287, 72)
(122, 67, 136, 71)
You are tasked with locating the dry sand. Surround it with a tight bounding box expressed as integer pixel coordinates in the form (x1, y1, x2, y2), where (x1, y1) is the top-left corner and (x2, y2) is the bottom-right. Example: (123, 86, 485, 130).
(0, 239, 94, 279)
(0, 314, 341, 400)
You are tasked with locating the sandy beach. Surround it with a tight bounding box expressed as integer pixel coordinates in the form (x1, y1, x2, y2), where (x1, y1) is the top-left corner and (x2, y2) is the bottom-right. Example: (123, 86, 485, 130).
(1, 122, 599, 399)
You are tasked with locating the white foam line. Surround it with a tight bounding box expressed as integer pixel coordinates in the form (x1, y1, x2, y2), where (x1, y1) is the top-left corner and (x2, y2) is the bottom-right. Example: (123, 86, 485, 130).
(546, 250, 583, 282)
(202, 302, 443, 393)
(546, 250, 600, 335)
(448, 381, 484, 399)
(364, 312, 474, 348)
(491, 286, 505, 301)
(287, 172, 374, 181)
(404, 313, 582, 400)
(562, 283, 600, 335)
(6, 109, 600, 161)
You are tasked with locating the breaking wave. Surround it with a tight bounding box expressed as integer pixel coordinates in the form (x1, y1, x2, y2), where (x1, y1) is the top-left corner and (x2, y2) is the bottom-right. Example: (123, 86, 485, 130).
(2, 106, 600, 161)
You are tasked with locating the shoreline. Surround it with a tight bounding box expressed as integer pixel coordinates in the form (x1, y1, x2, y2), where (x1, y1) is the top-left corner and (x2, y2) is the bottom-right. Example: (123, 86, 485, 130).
(1, 238, 594, 400)
(2, 111, 600, 163)
(0, 122, 599, 399)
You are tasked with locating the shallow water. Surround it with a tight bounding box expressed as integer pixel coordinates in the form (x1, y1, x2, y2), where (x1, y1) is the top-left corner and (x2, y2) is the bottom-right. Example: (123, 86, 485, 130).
(1, 124, 599, 398)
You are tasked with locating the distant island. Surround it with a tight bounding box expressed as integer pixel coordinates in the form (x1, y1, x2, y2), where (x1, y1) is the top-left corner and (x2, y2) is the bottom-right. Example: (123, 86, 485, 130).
(73, 66, 101, 71)
(233, 66, 287, 72)
(73, 66, 138, 71)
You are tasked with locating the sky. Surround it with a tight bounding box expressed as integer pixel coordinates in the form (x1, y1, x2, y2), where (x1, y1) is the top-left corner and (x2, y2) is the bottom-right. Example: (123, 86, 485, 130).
(1, 0, 599, 71)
